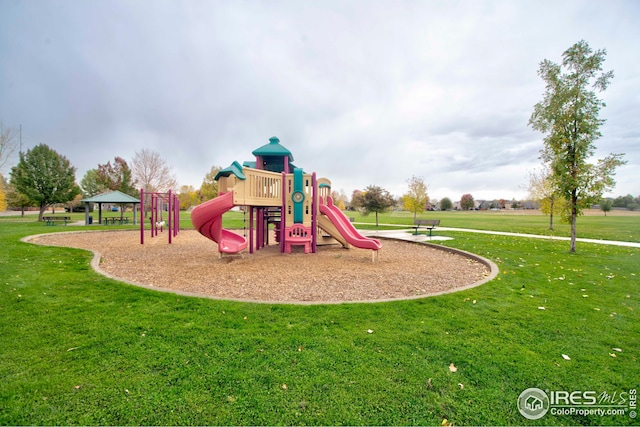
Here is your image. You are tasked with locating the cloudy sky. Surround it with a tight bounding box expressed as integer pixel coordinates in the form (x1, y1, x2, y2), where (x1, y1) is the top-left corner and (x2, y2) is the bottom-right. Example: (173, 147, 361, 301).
(1, 0, 638, 201)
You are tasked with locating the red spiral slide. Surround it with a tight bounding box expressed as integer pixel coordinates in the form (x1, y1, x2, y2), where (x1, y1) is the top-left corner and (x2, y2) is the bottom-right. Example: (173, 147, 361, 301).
(190, 192, 247, 253)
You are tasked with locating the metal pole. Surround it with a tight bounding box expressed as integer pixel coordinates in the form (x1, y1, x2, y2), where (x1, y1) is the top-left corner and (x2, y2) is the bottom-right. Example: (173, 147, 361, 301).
(174, 193, 179, 236)
(168, 190, 173, 244)
(151, 193, 156, 237)
(311, 172, 317, 253)
(281, 172, 286, 253)
(249, 206, 254, 254)
(140, 189, 145, 244)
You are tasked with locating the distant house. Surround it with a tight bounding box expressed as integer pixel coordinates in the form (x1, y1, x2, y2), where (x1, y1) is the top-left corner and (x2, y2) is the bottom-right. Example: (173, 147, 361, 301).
(453, 200, 482, 210)
(478, 200, 492, 210)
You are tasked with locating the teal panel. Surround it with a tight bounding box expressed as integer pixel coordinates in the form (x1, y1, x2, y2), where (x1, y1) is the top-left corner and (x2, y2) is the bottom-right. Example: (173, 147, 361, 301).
(293, 168, 304, 223)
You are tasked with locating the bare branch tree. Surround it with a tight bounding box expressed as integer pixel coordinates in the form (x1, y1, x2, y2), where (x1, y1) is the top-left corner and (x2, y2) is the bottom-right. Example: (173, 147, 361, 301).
(131, 148, 177, 192)
(0, 122, 19, 173)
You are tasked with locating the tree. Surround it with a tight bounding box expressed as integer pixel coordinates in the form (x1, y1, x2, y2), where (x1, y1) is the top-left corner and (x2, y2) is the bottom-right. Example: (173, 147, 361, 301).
(199, 166, 222, 202)
(440, 197, 452, 211)
(402, 175, 429, 220)
(177, 185, 199, 210)
(331, 190, 348, 210)
(460, 193, 475, 210)
(97, 157, 137, 196)
(80, 169, 106, 197)
(600, 199, 612, 216)
(10, 144, 80, 220)
(360, 185, 395, 226)
(527, 165, 563, 230)
(65, 193, 84, 213)
(3, 180, 31, 215)
(0, 174, 7, 211)
(529, 40, 626, 252)
(613, 194, 635, 208)
(131, 148, 177, 193)
(350, 190, 364, 211)
(0, 122, 19, 173)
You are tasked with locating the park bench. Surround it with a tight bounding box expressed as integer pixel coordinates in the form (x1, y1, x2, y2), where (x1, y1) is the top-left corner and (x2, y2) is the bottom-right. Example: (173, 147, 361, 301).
(413, 219, 440, 236)
(43, 216, 71, 226)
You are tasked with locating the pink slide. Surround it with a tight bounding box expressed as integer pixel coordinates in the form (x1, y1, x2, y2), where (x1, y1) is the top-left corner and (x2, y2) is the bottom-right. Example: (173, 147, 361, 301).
(319, 197, 382, 250)
(190, 192, 247, 253)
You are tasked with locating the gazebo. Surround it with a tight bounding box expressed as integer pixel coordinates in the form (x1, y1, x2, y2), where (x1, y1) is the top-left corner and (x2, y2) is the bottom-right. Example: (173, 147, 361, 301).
(80, 190, 140, 225)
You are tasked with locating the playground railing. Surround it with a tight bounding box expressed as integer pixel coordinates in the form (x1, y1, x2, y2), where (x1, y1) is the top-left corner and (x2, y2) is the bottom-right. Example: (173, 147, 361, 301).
(232, 167, 283, 207)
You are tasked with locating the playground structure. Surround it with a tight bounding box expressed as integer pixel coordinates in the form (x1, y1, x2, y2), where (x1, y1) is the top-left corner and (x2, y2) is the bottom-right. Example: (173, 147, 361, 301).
(190, 137, 381, 258)
(139, 189, 180, 244)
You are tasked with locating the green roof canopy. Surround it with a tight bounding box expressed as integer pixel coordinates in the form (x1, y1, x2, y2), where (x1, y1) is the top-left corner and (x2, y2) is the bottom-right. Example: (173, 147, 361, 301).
(242, 160, 257, 168)
(251, 136, 294, 161)
(215, 161, 246, 181)
(81, 190, 140, 203)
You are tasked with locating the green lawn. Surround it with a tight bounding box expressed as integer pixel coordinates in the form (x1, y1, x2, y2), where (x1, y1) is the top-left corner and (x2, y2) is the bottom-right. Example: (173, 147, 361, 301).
(350, 209, 640, 243)
(0, 212, 638, 425)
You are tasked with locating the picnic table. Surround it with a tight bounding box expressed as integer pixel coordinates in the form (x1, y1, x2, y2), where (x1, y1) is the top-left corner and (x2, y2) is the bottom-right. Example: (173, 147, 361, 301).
(43, 216, 70, 226)
(103, 216, 130, 225)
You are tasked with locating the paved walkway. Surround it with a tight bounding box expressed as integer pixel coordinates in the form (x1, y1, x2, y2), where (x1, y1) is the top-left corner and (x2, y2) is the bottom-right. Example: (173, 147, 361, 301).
(361, 225, 640, 248)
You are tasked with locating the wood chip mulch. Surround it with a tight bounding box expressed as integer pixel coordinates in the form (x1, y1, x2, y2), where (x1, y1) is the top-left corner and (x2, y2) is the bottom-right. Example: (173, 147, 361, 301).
(29, 229, 490, 303)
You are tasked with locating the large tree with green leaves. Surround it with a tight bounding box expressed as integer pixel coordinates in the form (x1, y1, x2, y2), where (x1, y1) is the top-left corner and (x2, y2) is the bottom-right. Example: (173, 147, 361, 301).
(80, 169, 106, 197)
(361, 185, 395, 227)
(439, 197, 452, 211)
(529, 40, 626, 252)
(10, 144, 80, 220)
(402, 175, 429, 220)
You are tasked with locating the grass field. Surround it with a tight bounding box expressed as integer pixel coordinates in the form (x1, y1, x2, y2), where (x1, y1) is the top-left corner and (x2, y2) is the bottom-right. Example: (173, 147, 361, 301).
(349, 209, 640, 243)
(0, 210, 638, 425)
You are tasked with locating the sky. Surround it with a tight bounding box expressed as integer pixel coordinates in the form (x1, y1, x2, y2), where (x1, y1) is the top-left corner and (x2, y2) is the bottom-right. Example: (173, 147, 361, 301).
(1, 0, 638, 202)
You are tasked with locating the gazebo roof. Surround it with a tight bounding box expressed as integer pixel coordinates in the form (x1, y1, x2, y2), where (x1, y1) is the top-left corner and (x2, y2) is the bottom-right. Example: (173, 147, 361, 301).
(81, 190, 140, 204)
